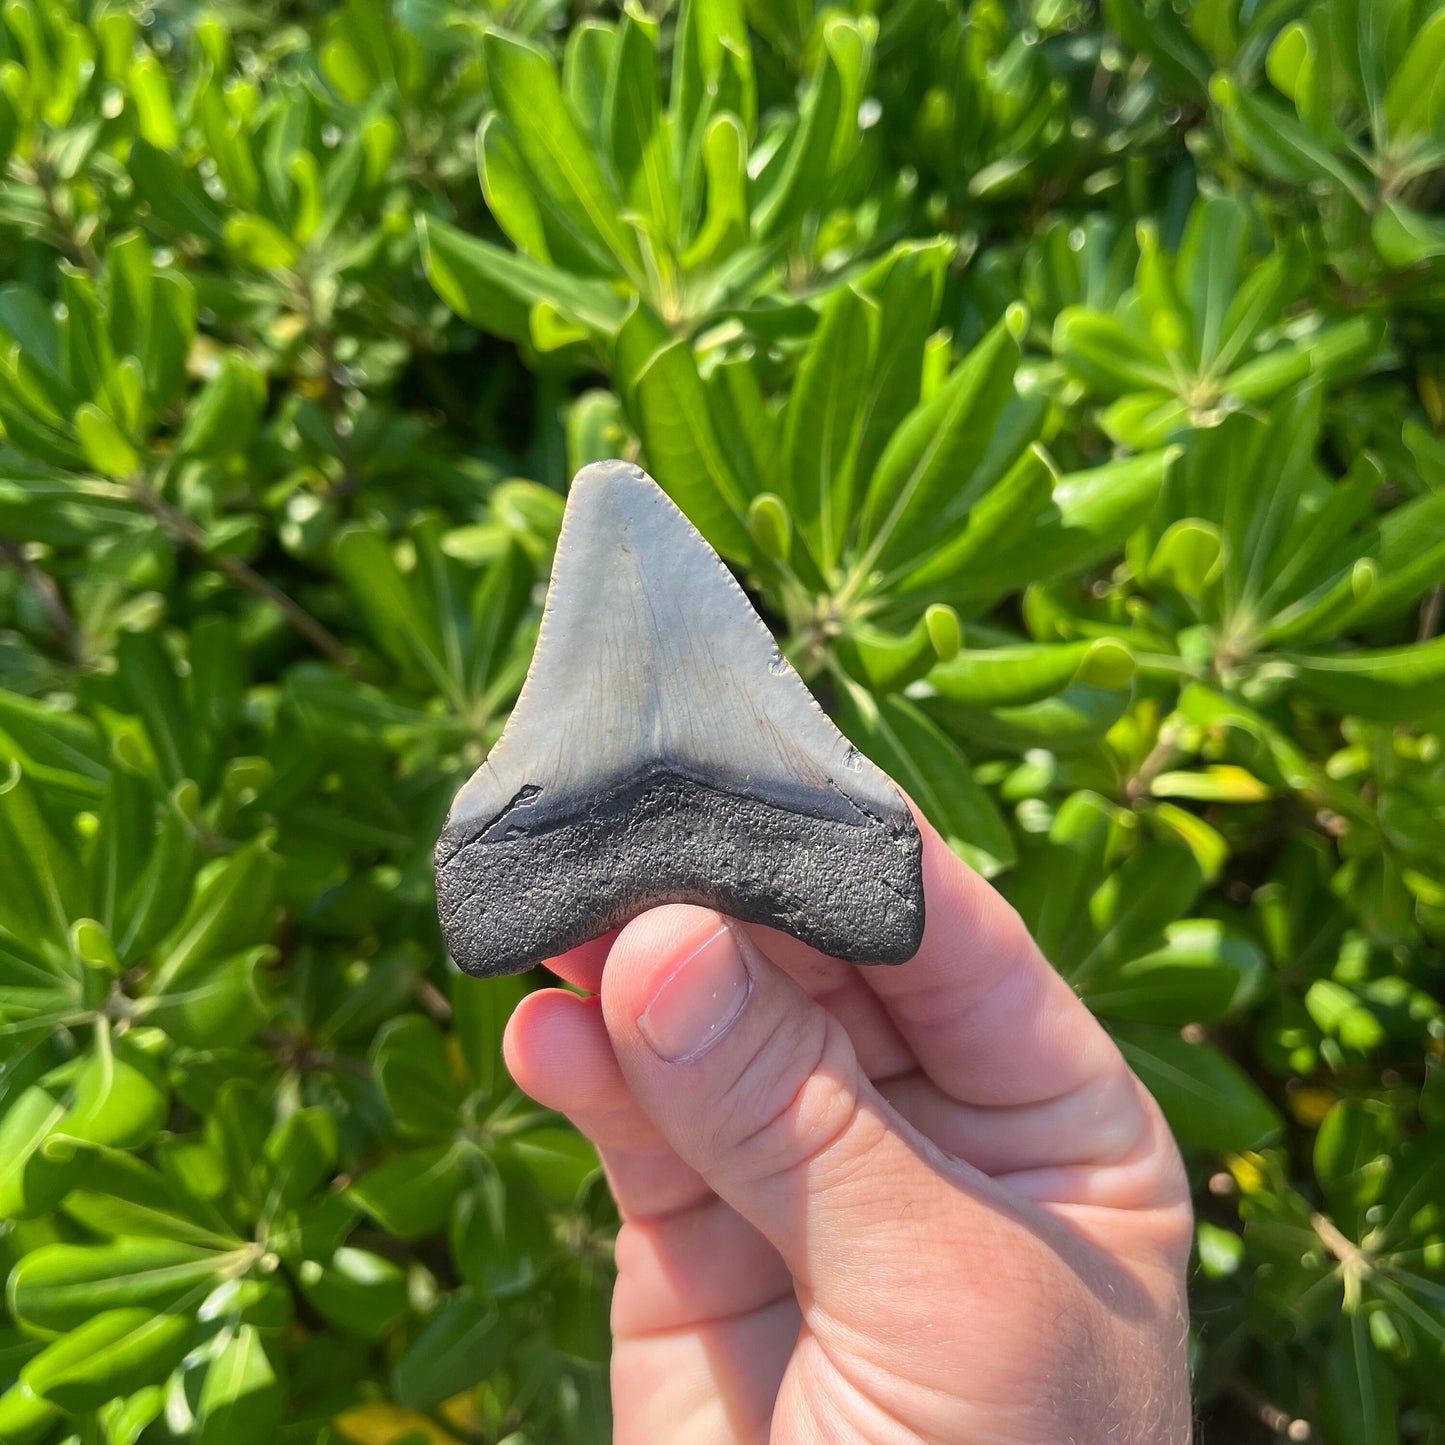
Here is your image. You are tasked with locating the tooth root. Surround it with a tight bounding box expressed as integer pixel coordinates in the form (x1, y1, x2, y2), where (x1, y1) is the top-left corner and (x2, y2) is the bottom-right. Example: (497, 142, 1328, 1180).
(434, 460, 925, 977)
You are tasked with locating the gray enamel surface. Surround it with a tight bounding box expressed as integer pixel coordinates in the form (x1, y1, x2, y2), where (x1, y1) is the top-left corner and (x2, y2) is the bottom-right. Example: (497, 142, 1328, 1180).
(435, 460, 924, 977)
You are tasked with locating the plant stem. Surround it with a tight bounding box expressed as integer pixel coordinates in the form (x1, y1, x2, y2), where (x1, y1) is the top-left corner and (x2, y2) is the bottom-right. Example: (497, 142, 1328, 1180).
(0, 537, 83, 662)
(1419, 584, 1442, 642)
(28, 158, 98, 269)
(1126, 720, 1183, 804)
(1311, 1211, 1367, 1270)
(1220, 1368, 1311, 1440)
(131, 484, 358, 673)
(305, 280, 365, 509)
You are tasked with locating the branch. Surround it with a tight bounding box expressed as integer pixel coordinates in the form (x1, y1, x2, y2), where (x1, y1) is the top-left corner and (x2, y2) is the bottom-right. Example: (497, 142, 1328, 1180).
(1126, 719, 1184, 805)
(1419, 584, 1442, 643)
(0, 537, 83, 662)
(1220, 1369, 1312, 1440)
(315, 320, 365, 508)
(131, 485, 358, 674)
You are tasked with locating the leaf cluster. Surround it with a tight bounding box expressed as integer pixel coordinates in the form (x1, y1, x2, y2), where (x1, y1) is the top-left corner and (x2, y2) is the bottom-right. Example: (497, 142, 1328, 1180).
(0, 0, 1442, 1442)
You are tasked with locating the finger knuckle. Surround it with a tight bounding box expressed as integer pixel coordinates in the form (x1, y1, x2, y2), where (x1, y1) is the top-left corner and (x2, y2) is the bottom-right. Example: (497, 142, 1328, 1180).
(708, 1007, 866, 1191)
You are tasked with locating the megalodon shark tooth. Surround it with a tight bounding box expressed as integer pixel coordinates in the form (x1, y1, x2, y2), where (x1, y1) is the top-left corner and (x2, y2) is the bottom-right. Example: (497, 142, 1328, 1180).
(434, 460, 924, 977)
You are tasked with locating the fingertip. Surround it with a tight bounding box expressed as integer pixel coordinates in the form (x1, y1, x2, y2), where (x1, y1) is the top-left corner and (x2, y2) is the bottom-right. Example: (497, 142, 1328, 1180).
(503, 987, 620, 1113)
(501, 986, 553, 1080)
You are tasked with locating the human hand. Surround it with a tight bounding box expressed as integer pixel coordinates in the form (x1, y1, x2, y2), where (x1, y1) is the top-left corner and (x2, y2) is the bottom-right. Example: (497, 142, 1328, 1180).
(503, 806, 1193, 1444)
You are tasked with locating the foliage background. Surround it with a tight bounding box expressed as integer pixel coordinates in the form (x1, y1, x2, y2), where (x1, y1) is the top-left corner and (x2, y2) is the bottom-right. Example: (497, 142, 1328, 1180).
(0, 0, 1443, 1440)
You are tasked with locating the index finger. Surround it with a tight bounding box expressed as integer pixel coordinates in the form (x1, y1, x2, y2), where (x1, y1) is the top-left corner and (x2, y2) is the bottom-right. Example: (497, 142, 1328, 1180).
(756, 803, 1126, 1113)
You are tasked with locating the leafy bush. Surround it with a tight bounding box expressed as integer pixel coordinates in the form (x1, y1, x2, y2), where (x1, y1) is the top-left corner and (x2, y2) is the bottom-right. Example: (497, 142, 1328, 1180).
(0, 0, 1442, 1442)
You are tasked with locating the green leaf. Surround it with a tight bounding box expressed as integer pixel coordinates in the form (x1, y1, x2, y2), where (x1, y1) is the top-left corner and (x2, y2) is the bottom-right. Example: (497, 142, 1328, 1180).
(1383, 7, 1445, 140)
(1081, 919, 1266, 1024)
(834, 607, 961, 693)
(372, 1015, 461, 1141)
(0, 1086, 72, 1220)
(929, 637, 1134, 708)
(59, 1035, 168, 1151)
(1211, 75, 1371, 201)
(109, 779, 201, 963)
(144, 946, 271, 1048)
(1149, 764, 1272, 802)
(1101, 0, 1210, 93)
(1305, 979, 1387, 1053)
(0, 1382, 61, 1445)
(296, 1248, 408, 1342)
(262, 1106, 338, 1213)
(897, 443, 1055, 599)
(0, 692, 106, 798)
(678, 113, 748, 268)
(1114, 1025, 1283, 1152)
(108, 630, 194, 786)
(1053, 310, 1174, 397)
(347, 1145, 467, 1238)
(128, 142, 225, 241)
(1285, 636, 1445, 721)
(1319, 1310, 1399, 1445)
(605, 7, 677, 245)
(128, 53, 179, 149)
(418, 214, 626, 343)
(223, 214, 300, 270)
(1146, 519, 1224, 601)
(58, 1144, 239, 1249)
(923, 681, 1133, 754)
(672, 0, 755, 228)
(22, 1307, 193, 1411)
(613, 304, 751, 558)
(391, 1293, 515, 1412)
(148, 838, 277, 994)
(757, 16, 871, 239)
(0, 760, 87, 947)
(977, 448, 1178, 595)
(1077, 844, 1205, 981)
(478, 111, 567, 268)
(563, 21, 614, 142)
(9, 1238, 231, 1331)
(330, 522, 454, 694)
(451, 969, 527, 1103)
(196, 1325, 281, 1445)
(780, 285, 874, 570)
(1314, 1099, 1396, 1233)
(1372, 199, 1445, 268)
(747, 491, 792, 561)
(1007, 791, 1119, 970)
(548, 1264, 613, 1364)
(1350, 491, 1445, 627)
(860, 315, 1022, 574)
(506, 1128, 601, 1203)
(482, 32, 642, 281)
(832, 688, 1014, 878)
(451, 1156, 557, 1299)
(74, 403, 139, 478)
(1177, 197, 1251, 371)
(850, 242, 949, 494)
(178, 355, 265, 460)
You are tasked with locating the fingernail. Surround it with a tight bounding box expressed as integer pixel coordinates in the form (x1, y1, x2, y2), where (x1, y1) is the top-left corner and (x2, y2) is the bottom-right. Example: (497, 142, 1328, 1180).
(638, 922, 751, 1062)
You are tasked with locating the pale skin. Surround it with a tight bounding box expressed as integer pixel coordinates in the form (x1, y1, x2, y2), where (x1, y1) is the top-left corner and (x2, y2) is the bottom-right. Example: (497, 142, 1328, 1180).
(504, 805, 1194, 1444)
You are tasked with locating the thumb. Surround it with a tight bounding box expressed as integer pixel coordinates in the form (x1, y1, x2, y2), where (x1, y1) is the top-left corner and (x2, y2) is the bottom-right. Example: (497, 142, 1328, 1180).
(598, 906, 966, 1311)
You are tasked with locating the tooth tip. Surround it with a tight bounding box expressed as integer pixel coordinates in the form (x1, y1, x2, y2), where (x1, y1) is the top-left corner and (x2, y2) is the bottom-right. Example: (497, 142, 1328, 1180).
(572, 457, 650, 494)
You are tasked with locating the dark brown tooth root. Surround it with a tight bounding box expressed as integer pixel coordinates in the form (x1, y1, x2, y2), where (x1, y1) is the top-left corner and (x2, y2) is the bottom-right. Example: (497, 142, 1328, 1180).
(434, 460, 924, 978)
